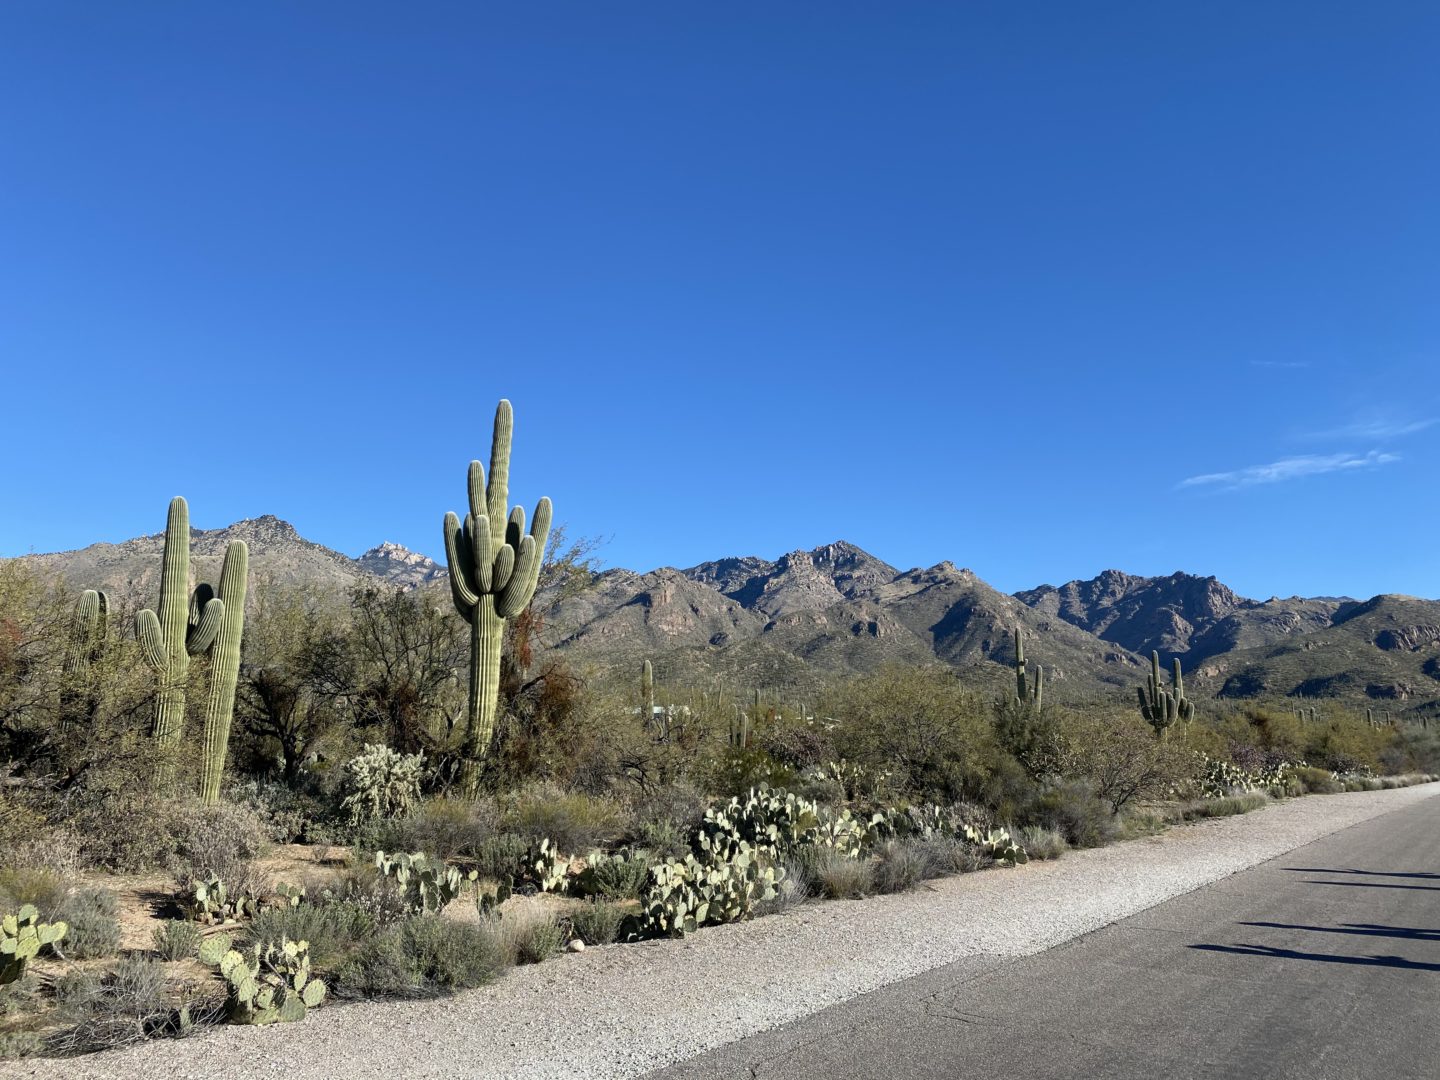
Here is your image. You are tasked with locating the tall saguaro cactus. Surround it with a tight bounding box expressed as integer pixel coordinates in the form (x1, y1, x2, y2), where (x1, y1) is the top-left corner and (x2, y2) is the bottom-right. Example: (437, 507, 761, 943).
(1013, 627, 1043, 709)
(136, 497, 224, 762)
(443, 400, 553, 796)
(199, 540, 249, 805)
(641, 659, 655, 729)
(1137, 651, 1195, 740)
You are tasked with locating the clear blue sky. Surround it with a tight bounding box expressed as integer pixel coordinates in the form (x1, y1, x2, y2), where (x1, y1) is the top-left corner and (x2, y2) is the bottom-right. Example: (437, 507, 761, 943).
(3, 2, 1438, 600)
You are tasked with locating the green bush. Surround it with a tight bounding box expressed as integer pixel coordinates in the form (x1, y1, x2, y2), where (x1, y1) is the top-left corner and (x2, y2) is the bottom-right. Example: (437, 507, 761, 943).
(810, 849, 873, 900)
(1180, 791, 1270, 819)
(333, 914, 505, 999)
(468, 833, 531, 885)
(375, 798, 499, 860)
(1018, 825, 1068, 860)
(45, 956, 182, 1056)
(168, 800, 268, 882)
(246, 900, 377, 969)
(506, 910, 565, 965)
(1028, 779, 1118, 849)
(1291, 765, 1342, 794)
(0, 868, 68, 920)
(55, 888, 121, 960)
(704, 748, 798, 801)
(569, 900, 627, 946)
(915, 835, 987, 875)
(501, 785, 625, 854)
(824, 666, 995, 801)
(151, 920, 200, 962)
(872, 840, 935, 894)
(572, 849, 651, 901)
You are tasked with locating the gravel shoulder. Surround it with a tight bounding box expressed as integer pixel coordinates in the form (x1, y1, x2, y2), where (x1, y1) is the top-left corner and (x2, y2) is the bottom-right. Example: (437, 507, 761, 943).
(7, 783, 1438, 1080)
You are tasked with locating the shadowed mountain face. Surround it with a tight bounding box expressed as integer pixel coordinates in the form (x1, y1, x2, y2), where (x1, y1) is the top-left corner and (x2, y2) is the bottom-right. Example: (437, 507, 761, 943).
(1015, 570, 1342, 664)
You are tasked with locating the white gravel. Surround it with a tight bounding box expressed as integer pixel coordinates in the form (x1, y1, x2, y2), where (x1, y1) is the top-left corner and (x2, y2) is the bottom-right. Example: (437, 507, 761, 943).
(6, 783, 1437, 1080)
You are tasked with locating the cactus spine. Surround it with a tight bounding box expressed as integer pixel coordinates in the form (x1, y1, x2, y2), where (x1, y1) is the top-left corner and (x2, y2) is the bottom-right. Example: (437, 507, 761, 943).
(442, 401, 553, 796)
(136, 497, 224, 764)
(1013, 628, 1043, 709)
(199, 541, 249, 805)
(1137, 651, 1194, 740)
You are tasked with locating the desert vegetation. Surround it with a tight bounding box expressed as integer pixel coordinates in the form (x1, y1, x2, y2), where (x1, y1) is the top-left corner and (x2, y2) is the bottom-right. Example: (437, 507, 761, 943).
(1, 401, 1437, 1061)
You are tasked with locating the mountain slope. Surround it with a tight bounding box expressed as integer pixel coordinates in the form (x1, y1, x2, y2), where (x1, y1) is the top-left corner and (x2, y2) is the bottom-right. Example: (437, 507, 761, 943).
(1016, 570, 1341, 663)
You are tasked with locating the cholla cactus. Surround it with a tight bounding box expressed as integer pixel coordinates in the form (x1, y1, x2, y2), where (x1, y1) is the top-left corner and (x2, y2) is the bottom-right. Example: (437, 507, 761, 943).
(339, 743, 424, 824)
(1, 905, 68, 985)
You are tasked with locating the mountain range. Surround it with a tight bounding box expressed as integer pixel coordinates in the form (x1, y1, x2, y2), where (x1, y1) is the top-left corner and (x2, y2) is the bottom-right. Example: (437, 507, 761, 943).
(15, 518, 1440, 712)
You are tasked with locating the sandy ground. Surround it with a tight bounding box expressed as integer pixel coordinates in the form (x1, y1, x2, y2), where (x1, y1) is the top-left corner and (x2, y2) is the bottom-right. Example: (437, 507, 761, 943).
(4, 782, 1437, 1080)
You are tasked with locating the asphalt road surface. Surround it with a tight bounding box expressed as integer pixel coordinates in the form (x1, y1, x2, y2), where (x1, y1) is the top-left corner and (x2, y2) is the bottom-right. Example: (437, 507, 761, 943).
(649, 796, 1440, 1080)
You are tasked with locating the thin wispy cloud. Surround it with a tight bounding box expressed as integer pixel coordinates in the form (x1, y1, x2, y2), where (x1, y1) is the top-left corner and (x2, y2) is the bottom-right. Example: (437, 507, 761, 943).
(1180, 450, 1400, 491)
(1302, 417, 1438, 441)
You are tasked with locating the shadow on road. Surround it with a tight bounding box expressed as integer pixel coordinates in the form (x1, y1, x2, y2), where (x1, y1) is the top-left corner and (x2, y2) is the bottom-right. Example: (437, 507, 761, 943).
(1190, 943, 1440, 971)
(1284, 867, 1440, 880)
(1240, 921, 1440, 942)
(1301, 880, 1440, 892)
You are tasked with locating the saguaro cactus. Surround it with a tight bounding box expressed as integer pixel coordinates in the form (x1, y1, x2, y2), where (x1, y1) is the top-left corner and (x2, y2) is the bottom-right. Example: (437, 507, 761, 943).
(199, 540, 249, 805)
(1137, 651, 1194, 740)
(1013, 628, 1043, 709)
(641, 659, 655, 729)
(61, 589, 109, 730)
(443, 401, 552, 795)
(136, 497, 224, 761)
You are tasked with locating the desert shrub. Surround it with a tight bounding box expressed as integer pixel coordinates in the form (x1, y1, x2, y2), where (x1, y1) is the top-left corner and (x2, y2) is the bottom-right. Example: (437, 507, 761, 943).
(380, 798, 499, 860)
(570, 899, 627, 946)
(246, 901, 377, 969)
(0, 868, 68, 920)
(339, 744, 425, 825)
(1018, 825, 1068, 860)
(0, 1031, 45, 1059)
(810, 850, 873, 900)
(872, 840, 935, 894)
(824, 667, 995, 801)
(151, 920, 200, 962)
(505, 909, 565, 964)
(758, 720, 836, 771)
(46, 956, 180, 1056)
(500, 784, 625, 853)
(52, 968, 102, 1008)
(55, 888, 121, 959)
(326, 865, 412, 926)
(1181, 791, 1270, 819)
(468, 833, 532, 885)
(915, 835, 987, 875)
(222, 778, 329, 844)
(625, 780, 708, 846)
(397, 914, 507, 991)
(573, 849, 651, 901)
(1027, 779, 1118, 849)
(704, 748, 797, 800)
(1291, 765, 1342, 794)
(1056, 712, 1196, 813)
(168, 800, 268, 881)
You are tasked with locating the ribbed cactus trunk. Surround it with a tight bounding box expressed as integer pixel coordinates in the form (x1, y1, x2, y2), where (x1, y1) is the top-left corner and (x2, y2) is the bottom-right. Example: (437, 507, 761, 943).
(137, 497, 224, 783)
(199, 541, 249, 805)
(61, 589, 108, 732)
(444, 401, 553, 799)
(641, 659, 655, 730)
(460, 597, 506, 791)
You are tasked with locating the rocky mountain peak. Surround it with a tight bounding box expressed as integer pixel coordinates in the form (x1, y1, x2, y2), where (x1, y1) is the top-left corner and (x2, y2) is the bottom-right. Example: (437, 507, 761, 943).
(355, 541, 446, 587)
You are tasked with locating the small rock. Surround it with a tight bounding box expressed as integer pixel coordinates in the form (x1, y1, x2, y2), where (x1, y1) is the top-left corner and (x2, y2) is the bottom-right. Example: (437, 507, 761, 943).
(566, 938, 586, 953)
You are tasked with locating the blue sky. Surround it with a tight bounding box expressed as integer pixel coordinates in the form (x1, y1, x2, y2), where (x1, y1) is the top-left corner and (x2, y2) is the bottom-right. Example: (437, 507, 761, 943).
(3, 2, 1438, 600)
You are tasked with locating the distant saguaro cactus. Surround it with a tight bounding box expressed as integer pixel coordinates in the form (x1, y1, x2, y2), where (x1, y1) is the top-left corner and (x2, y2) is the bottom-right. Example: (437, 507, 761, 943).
(641, 659, 655, 728)
(199, 540, 249, 805)
(1013, 628, 1044, 710)
(61, 589, 108, 731)
(443, 400, 553, 796)
(1137, 651, 1194, 740)
(136, 497, 224, 766)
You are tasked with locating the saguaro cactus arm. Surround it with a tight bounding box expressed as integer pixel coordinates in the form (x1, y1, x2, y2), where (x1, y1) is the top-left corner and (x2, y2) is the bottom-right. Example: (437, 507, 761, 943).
(199, 540, 250, 805)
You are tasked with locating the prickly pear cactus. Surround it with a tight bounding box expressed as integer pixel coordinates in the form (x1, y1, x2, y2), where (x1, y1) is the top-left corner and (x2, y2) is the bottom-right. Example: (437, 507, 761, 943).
(183, 877, 260, 925)
(374, 851, 478, 914)
(217, 936, 326, 1025)
(1, 905, 68, 985)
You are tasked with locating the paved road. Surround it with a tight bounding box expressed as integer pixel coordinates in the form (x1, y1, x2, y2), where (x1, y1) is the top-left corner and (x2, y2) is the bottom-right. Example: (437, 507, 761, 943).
(649, 796, 1440, 1080)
